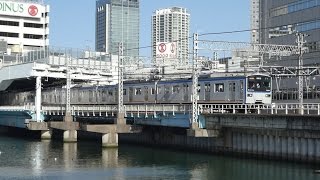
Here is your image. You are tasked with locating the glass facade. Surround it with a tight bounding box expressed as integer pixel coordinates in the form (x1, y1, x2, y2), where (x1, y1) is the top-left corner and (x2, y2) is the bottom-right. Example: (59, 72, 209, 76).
(268, 19, 320, 38)
(258, 0, 320, 67)
(270, 0, 320, 17)
(96, 0, 139, 57)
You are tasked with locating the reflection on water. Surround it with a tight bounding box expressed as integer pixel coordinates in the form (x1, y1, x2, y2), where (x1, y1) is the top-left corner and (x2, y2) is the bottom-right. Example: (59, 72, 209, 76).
(0, 135, 319, 179)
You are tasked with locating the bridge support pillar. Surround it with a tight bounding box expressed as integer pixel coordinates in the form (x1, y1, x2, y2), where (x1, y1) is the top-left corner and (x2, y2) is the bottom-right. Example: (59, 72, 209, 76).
(63, 130, 77, 143)
(116, 113, 126, 125)
(35, 76, 42, 122)
(63, 112, 73, 122)
(191, 122, 199, 130)
(41, 130, 52, 140)
(102, 132, 118, 148)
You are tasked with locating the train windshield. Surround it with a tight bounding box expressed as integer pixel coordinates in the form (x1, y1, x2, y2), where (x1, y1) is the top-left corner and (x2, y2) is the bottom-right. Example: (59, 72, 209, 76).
(247, 75, 271, 92)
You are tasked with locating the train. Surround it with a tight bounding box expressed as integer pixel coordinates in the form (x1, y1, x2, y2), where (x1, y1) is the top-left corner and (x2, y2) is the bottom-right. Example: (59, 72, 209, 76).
(0, 73, 272, 106)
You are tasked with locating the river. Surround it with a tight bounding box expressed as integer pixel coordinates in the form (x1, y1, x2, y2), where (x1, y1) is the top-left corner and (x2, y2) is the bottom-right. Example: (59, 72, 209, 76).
(0, 135, 319, 180)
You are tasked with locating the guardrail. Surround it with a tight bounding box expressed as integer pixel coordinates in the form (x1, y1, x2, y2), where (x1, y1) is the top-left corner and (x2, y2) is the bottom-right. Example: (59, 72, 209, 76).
(1, 103, 319, 117)
(0, 104, 35, 112)
(42, 104, 192, 118)
(199, 103, 320, 115)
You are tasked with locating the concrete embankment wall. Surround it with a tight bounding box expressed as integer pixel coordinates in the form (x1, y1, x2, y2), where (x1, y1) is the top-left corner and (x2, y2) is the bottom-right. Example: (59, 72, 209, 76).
(120, 127, 224, 152)
(224, 128, 320, 163)
(121, 115, 320, 164)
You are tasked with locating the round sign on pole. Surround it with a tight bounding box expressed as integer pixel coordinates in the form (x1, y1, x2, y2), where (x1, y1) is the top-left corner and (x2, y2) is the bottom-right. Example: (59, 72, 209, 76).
(158, 43, 166, 53)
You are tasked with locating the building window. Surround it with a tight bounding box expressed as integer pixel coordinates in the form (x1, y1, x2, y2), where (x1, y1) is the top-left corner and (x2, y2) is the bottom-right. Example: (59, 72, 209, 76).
(24, 23, 44, 28)
(0, 20, 19, 26)
(270, 0, 320, 17)
(0, 32, 18, 38)
(24, 34, 43, 39)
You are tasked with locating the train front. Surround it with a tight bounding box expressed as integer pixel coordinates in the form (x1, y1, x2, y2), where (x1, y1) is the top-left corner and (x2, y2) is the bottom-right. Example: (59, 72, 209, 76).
(246, 74, 272, 104)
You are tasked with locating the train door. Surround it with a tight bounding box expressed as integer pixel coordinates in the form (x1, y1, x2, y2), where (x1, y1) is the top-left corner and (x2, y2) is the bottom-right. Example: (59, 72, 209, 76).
(144, 86, 149, 101)
(129, 87, 133, 102)
(239, 80, 244, 102)
(228, 82, 236, 102)
(183, 84, 189, 102)
(204, 83, 211, 101)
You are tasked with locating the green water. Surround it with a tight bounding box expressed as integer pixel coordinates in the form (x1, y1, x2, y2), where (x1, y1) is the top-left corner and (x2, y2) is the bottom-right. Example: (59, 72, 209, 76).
(0, 135, 319, 180)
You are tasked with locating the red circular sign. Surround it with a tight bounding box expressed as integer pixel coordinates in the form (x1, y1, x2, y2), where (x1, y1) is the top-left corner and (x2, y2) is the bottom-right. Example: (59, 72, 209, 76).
(28, 5, 39, 16)
(158, 43, 166, 53)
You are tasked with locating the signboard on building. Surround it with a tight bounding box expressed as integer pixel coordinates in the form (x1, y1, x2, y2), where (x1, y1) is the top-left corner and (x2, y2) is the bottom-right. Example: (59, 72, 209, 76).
(0, 1, 43, 18)
(156, 42, 177, 59)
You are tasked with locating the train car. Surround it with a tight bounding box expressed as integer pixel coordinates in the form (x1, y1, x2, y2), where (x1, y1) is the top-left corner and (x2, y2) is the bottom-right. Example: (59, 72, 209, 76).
(1, 73, 272, 106)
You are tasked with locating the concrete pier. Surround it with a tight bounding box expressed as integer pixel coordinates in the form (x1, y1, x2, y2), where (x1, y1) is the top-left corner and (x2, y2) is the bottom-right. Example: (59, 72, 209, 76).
(41, 130, 52, 140)
(63, 130, 77, 143)
(102, 133, 118, 148)
(49, 122, 79, 142)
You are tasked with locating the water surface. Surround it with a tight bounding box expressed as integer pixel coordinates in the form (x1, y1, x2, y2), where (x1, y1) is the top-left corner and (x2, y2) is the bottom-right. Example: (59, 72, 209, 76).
(0, 135, 319, 180)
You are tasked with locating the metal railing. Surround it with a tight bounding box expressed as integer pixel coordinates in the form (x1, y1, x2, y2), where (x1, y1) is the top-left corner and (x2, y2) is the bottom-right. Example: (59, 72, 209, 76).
(199, 103, 320, 116)
(2, 103, 320, 117)
(41, 104, 191, 118)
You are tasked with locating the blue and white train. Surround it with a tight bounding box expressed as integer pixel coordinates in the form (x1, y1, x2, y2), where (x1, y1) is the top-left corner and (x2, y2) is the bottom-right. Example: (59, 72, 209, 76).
(0, 73, 272, 106)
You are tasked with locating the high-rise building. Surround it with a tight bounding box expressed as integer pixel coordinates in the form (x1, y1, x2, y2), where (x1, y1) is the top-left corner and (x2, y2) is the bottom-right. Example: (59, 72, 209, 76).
(250, 0, 260, 44)
(0, 0, 49, 52)
(258, 0, 320, 66)
(152, 7, 190, 64)
(96, 0, 139, 57)
(256, 0, 320, 103)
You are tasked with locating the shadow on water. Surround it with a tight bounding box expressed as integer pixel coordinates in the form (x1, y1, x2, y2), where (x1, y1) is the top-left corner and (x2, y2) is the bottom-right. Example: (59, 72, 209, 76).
(0, 135, 319, 179)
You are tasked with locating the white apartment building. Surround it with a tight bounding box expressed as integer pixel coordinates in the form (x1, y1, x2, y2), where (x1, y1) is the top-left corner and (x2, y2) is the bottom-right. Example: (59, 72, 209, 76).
(152, 7, 190, 64)
(0, 0, 49, 53)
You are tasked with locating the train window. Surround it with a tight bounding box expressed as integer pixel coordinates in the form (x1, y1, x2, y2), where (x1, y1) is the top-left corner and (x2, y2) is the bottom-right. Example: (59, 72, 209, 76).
(240, 81, 244, 90)
(198, 84, 201, 92)
(108, 90, 113, 96)
(157, 87, 162, 94)
(135, 88, 142, 95)
(165, 86, 170, 94)
(173, 85, 180, 93)
(151, 88, 155, 95)
(89, 90, 93, 102)
(102, 90, 107, 101)
(123, 89, 127, 95)
(205, 83, 211, 92)
(215, 83, 224, 92)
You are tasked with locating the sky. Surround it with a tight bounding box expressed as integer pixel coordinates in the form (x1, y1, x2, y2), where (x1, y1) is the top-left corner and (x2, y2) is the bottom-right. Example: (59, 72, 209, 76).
(44, 0, 250, 57)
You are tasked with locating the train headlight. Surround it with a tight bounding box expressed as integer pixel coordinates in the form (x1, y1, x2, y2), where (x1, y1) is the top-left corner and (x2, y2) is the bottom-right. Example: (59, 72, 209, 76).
(265, 94, 271, 97)
(247, 94, 253, 97)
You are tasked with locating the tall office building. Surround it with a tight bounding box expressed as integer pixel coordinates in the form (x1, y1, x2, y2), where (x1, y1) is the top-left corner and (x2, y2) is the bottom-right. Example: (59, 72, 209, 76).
(258, 0, 320, 66)
(256, 0, 320, 102)
(250, 0, 260, 44)
(0, 0, 49, 52)
(96, 0, 139, 57)
(152, 7, 190, 63)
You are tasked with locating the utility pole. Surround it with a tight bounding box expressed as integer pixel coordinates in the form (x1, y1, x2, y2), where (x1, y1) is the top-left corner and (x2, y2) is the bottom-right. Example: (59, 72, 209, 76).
(191, 33, 199, 129)
(296, 33, 308, 115)
(64, 49, 72, 122)
(117, 42, 125, 124)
